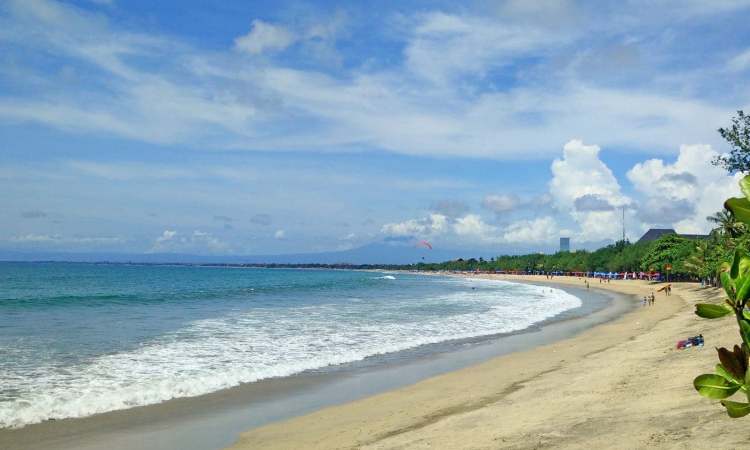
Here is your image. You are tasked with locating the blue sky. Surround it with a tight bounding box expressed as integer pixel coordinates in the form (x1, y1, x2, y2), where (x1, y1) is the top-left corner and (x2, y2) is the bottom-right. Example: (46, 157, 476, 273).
(1, 0, 750, 256)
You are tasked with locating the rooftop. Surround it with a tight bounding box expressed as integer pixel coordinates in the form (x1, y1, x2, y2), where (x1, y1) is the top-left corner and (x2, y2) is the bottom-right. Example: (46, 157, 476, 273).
(637, 228, 709, 243)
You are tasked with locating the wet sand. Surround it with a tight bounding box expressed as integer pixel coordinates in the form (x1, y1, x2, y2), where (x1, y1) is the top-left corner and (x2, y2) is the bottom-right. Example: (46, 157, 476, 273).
(228, 275, 750, 450)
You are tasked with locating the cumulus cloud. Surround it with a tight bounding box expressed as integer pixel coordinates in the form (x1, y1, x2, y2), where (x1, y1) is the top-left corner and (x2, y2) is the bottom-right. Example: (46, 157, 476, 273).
(550, 139, 631, 241)
(482, 194, 520, 214)
(379, 209, 561, 247)
(155, 229, 177, 245)
(501, 216, 559, 244)
(234, 20, 296, 55)
(452, 214, 499, 242)
(627, 144, 742, 233)
(573, 194, 615, 212)
(636, 198, 696, 225)
(380, 214, 448, 237)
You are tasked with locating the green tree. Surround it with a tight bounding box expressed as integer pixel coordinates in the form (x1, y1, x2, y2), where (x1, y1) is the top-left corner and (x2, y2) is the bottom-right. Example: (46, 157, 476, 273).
(713, 110, 750, 174)
(708, 209, 745, 238)
(640, 234, 694, 275)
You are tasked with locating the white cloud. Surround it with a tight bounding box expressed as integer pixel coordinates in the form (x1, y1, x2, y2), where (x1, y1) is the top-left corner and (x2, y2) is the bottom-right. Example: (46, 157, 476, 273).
(380, 214, 447, 237)
(728, 48, 750, 72)
(155, 229, 177, 245)
(501, 216, 559, 244)
(452, 214, 499, 242)
(404, 12, 560, 84)
(150, 229, 228, 253)
(549, 139, 631, 241)
(274, 229, 286, 239)
(0, 0, 743, 160)
(627, 144, 742, 233)
(482, 194, 520, 213)
(234, 20, 296, 55)
(9, 233, 123, 245)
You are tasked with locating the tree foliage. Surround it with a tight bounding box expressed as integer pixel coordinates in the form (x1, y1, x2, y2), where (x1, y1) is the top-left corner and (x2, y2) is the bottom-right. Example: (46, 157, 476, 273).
(713, 110, 750, 174)
(694, 174, 750, 417)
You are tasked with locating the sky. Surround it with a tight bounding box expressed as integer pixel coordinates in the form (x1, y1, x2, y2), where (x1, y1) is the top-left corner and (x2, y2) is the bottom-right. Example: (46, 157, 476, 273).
(2, 0, 750, 257)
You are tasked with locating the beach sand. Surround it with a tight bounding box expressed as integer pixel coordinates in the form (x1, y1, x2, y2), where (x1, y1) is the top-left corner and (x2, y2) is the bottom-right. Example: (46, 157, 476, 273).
(228, 275, 750, 450)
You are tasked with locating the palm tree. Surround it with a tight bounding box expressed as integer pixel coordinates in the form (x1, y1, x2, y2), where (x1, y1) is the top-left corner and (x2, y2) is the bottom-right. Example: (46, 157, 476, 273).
(683, 240, 709, 279)
(707, 209, 745, 238)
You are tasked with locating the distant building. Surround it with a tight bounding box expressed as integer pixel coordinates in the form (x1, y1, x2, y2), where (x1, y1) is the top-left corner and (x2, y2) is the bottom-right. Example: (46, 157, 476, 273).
(559, 237, 570, 252)
(637, 228, 709, 243)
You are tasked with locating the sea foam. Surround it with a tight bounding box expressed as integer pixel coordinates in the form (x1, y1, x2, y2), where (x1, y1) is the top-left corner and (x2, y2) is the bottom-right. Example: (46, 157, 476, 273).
(0, 277, 580, 428)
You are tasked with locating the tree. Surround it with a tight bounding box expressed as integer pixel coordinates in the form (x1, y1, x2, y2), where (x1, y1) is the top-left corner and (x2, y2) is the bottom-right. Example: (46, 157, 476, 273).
(713, 110, 750, 174)
(708, 209, 745, 238)
(640, 234, 693, 274)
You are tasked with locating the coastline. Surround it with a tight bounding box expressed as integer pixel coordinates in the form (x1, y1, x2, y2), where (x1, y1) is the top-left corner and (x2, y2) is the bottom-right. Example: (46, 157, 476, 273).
(0, 275, 623, 450)
(228, 275, 749, 450)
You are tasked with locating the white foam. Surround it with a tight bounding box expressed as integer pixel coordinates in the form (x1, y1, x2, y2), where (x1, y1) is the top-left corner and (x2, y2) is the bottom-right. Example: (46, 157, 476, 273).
(0, 280, 581, 428)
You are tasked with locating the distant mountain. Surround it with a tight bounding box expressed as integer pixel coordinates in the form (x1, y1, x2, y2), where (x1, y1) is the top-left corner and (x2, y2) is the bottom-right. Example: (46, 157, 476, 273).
(0, 239, 614, 265)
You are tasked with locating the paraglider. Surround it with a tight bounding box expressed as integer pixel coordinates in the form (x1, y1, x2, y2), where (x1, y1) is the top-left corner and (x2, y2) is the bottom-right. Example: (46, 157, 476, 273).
(417, 240, 433, 250)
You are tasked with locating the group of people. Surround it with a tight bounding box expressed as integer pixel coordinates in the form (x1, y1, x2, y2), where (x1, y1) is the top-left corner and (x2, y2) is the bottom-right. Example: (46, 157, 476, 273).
(642, 292, 657, 306)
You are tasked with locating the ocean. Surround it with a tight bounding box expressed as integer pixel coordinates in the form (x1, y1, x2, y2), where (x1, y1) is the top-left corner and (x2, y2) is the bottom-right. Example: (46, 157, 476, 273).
(0, 262, 582, 429)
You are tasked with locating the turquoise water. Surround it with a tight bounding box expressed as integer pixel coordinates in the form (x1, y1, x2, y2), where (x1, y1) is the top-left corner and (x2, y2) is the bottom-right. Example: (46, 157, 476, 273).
(0, 262, 581, 428)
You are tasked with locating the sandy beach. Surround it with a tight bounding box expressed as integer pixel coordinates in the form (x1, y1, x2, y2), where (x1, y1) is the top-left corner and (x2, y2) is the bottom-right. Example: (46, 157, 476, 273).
(228, 275, 750, 450)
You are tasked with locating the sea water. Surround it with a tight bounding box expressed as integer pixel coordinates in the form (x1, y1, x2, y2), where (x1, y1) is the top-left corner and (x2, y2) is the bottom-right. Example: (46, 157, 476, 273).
(0, 263, 581, 428)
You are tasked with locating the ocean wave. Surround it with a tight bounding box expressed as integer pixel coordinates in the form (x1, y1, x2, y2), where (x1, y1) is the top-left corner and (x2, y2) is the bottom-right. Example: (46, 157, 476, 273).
(0, 279, 580, 428)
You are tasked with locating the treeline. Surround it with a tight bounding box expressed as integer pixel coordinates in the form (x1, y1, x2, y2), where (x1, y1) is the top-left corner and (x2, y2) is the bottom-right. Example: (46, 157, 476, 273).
(412, 233, 723, 280)
(200, 230, 728, 283)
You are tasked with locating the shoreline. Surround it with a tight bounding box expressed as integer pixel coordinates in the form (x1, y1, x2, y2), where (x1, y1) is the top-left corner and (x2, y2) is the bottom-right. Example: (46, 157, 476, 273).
(228, 275, 749, 449)
(0, 275, 623, 450)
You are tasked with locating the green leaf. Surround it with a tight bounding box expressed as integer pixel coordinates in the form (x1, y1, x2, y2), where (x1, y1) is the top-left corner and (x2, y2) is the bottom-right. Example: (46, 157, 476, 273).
(737, 275, 750, 303)
(731, 250, 742, 279)
(694, 374, 740, 399)
(721, 400, 750, 418)
(695, 303, 733, 319)
(740, 320, 750, 347)
(722, 270, 736, 301)
(726, 197, 750, 226)
(740, 175, 750, 200)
